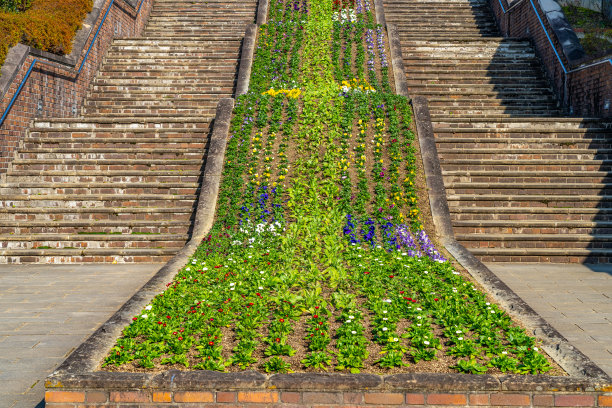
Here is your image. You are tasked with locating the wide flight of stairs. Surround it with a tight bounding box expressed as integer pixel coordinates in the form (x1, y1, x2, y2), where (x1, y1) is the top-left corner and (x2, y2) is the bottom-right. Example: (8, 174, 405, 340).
(384, 0, 612, 263)
(0, 0, 257, 263)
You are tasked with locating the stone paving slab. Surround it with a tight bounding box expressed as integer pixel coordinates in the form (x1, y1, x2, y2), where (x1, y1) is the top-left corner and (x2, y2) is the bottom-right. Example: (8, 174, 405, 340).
(486, 263, 612, 377)
(0, 264, 162, 408)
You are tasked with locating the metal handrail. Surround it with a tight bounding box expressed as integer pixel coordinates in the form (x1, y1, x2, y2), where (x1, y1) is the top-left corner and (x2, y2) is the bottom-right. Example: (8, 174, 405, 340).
(495, 0, 612, 104)
(0, 0, 146, 127)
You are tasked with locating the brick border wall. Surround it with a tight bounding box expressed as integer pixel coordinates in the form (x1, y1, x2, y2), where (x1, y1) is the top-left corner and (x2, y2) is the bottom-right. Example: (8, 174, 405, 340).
(0, 0, 154, 174)
(488, 0, 612, 118)
(44, 371, 612, 407)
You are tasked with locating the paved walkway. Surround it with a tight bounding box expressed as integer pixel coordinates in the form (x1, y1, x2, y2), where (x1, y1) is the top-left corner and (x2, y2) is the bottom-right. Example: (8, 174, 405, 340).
(0, 263, 610, 407)
(0, 264, 162, 408)
(486, 263, 612, 377)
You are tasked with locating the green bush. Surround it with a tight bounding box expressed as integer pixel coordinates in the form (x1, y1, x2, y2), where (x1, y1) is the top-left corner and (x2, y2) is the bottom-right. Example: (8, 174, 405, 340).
(0, 0, 92, 74)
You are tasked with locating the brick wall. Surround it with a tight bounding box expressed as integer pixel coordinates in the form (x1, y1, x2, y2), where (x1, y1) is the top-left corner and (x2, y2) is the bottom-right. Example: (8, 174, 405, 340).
(0, 0, 153, 174)
(489, 0, 612, 118)
(44, 388, 612, 407)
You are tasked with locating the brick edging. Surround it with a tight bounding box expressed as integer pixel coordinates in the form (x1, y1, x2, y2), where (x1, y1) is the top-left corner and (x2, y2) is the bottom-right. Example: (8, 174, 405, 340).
(384, 12, 610, 382)
(47, 98, 234, 375)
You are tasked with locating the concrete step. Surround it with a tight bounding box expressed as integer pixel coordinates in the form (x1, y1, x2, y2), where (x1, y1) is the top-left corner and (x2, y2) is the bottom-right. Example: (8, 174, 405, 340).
(430, 108, 559, 117)
(435, 137, 612, 149)
(427, 97, 557, 108)
(452, 219, 612, 235)
(6, 171, 200, 184)
(434, 127, 612, 136)
(432, 117, 606, 129)
(451, 206, 612, 216)
(32, 117, 211, 130)
(0, 194, 197, 208)
(82, 108, 218, 117)
(446, 182, 612, 196)
(22, 137, 207, 150)
(0, 248, 177, 263)
(446, 194, 612, 208)
(0, 181, 199, 196)
(10, 160, 203, 173)
(0, 233, 187, 249)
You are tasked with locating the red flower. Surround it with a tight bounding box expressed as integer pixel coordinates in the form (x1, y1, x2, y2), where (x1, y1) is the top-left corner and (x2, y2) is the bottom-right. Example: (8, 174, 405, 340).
(166, 315, 171, 319)
(313, 315, 318, 318)
(315, 306, 319, 309)
(389, 275, 394, 278)
(209, 341, 214, 346)
(132, 317, 138, 321)
(279, 318, 284, 323)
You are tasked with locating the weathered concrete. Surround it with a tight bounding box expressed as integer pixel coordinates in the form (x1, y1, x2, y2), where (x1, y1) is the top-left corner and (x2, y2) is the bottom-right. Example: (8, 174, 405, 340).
(0, 264, 161, 408)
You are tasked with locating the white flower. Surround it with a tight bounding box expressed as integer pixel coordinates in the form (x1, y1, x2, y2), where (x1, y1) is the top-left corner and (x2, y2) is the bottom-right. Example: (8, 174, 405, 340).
(417, 316, 422, 320)
(417, 323, 421, 327)
(533, 347, 539, 351)
(191, 260, 196, 264)
(423, 340, 430, 345)
(393, 338, 399, 342)
(141, 314, 148, 319)
(145, 305, 153, 311)
(383, 310, 387, 314)
(351, 330, 357, 335)
(457, 337, 463, 341)
(346, 320, 352, 324)
(416, 307, 422, 311)
(383, 317, 388, 321)
(230, 283, 235, 286)
(502, 351, 508, 355)
(486, 302, 490, 305)
(382, 327, 388, 331)
(456, 330, 462, 334)
(186, 267, 190, 271)
(258, 286, 263, 290)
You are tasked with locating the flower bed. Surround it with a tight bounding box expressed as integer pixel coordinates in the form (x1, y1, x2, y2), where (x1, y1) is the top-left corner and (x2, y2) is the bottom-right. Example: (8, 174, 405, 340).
(0, 0, 92, 72)
(101, 0, 561, 376)
(561, 4, 612, 57)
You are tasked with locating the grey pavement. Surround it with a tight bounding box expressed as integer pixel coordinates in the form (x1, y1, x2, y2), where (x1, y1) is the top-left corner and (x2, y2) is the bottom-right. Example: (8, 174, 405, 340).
(0, 264, 162, 408)
(486, 263, 612, 377)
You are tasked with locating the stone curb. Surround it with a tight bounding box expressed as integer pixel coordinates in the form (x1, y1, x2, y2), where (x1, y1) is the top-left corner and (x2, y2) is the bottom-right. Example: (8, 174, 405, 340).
(256, 0, 270, 25)
(384, 9, 611, 383)
(373, 0, 385, 26)
(235, 24, 258, 97)
(47, 97, 234, 377)
(0, 0, 144, 99)
(46, 369, 612, 392)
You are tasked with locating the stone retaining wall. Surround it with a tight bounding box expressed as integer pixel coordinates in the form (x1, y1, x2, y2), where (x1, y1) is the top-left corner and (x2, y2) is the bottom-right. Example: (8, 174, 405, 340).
(0, 0, 153, 174)
(488, 0, 612, 118)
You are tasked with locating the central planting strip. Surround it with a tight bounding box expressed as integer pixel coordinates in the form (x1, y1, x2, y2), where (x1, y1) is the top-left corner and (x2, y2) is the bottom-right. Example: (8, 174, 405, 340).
(45, 0, 611, 404)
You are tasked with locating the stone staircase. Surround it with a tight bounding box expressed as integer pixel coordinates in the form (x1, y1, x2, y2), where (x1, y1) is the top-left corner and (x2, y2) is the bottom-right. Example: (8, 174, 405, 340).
(0, 0, 257, 263)
(384, 0, 612, 262)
